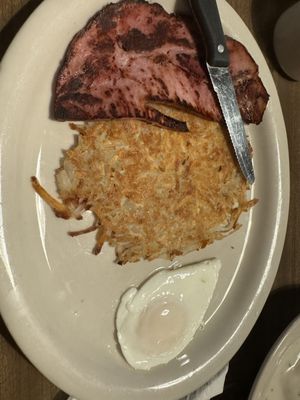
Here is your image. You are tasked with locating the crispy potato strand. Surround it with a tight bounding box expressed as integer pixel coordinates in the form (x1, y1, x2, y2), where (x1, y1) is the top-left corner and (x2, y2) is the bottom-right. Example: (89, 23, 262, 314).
(50, 107, 256, 264)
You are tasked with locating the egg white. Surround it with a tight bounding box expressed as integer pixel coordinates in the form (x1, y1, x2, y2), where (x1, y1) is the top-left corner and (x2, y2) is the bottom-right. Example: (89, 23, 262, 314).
(115, 258, 221, 370)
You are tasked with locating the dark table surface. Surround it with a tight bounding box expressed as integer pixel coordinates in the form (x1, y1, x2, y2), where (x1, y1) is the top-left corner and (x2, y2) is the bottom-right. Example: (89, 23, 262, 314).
(0, 1, 300, 399)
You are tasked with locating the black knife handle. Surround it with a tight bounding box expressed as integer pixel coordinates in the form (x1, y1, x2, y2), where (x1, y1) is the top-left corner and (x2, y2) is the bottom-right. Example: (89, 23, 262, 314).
(189, 0, 229, 67)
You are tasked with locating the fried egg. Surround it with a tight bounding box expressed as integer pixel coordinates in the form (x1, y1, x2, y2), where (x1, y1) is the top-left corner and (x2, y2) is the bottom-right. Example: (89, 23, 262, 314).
(115, 259, 221, 370)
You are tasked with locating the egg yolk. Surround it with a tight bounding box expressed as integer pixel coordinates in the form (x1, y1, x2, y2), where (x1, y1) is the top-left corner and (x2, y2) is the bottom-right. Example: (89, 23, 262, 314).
(136, 297, 187, 356)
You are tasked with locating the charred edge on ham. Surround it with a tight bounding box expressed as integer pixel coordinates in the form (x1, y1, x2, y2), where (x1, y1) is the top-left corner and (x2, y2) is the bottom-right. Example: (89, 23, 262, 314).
(54, 0, 269, 131)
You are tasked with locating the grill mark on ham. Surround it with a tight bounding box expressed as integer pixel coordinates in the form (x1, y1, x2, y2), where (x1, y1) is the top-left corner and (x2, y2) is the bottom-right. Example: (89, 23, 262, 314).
(54, 0, 269, 131)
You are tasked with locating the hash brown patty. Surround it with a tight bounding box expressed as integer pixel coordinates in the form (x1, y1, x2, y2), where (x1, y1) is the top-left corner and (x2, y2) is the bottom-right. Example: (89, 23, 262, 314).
(38, 107, 256, 264)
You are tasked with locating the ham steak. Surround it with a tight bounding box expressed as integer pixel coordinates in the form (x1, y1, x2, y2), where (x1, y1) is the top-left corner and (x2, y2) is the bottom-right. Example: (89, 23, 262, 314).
(53, 0, 269, 131)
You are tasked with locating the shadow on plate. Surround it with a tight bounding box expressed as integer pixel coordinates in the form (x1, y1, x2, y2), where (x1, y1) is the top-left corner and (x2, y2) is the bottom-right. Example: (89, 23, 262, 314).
(212, 284, 300, 400)
(0, 0, 43, 61)
(251, 0, 299, 80)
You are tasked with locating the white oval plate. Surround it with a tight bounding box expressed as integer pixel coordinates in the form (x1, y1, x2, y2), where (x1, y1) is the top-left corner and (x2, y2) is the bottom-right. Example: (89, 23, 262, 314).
(0, 1, 289, 400)
(249, 314, 300, 400)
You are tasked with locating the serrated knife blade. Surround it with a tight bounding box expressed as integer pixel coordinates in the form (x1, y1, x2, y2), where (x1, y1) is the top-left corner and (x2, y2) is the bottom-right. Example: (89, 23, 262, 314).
(189, 0, 255, 184)
(207, 64, 254, 184)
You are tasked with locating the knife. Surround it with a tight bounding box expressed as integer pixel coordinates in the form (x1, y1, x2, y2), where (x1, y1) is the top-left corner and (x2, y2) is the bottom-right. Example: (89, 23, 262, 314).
(189, 0, 255, 184)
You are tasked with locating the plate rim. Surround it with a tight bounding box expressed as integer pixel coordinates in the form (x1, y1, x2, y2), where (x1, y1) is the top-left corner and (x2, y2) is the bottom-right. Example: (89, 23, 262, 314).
(249, 314, 300, 399)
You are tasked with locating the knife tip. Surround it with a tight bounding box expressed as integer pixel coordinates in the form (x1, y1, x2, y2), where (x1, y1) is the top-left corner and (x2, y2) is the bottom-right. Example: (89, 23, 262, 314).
(246, 170, 255, 185)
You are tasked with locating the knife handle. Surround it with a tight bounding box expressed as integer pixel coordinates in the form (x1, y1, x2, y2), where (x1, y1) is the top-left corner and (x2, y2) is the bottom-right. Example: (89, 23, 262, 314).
(189, 0, 229, 67)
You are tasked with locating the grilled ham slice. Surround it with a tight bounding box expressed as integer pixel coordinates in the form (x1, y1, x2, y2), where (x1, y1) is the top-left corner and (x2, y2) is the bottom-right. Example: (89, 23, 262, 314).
(53, 0, 269, 131)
